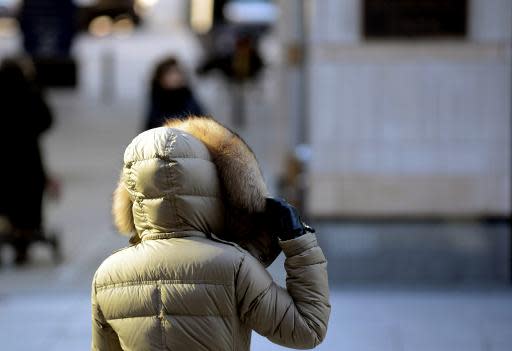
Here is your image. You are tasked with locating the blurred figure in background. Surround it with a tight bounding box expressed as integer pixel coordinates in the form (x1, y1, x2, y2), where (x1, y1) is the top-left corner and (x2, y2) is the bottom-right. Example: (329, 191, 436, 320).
(0, 57, 53, 265)
(198, 35, 264, 83)
(19, 0, 76, 58)
(143, 56, 204, 130)
(198, 35, 264, 127)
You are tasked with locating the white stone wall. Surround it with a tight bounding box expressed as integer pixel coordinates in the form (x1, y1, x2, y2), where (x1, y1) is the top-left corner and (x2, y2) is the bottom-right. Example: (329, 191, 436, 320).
(75, 30, 203, 102)
(305, 0, 512, 217)
(75, 0, 197, 103)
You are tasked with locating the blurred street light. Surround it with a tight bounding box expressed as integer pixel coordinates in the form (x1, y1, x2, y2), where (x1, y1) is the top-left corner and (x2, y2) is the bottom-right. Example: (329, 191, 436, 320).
(112, 15, 135, 35)
(190, 0, 214, 34)
(89, 15, 113, 37)
(135, 0, 159, 8)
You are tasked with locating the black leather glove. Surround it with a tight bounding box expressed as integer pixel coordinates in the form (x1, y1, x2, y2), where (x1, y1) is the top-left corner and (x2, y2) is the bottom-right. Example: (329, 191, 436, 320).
(265, 197, 315, 241)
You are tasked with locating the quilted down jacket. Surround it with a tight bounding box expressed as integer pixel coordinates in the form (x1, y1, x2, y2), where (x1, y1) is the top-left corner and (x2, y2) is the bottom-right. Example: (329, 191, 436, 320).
(91, 117, 330, 350)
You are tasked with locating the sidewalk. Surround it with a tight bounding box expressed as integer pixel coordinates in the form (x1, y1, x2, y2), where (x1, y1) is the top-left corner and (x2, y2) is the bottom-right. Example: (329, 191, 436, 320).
(0, 288, 510, 350)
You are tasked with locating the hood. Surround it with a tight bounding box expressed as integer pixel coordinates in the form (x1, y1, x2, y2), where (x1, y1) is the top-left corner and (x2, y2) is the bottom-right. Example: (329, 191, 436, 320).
(113, 116, 281, 266)
(113, 126, 225, 240)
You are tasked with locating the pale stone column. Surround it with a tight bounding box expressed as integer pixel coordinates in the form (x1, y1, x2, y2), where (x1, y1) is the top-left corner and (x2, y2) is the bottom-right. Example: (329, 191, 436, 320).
(276, 0, 308, 148)
(469, 0, 512, 42)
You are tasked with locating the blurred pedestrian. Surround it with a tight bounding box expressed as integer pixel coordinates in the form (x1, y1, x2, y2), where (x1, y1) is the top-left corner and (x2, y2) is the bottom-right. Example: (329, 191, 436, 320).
(198, 35, 264, 127)
(19, 0, 76, 57)
(143, 57, 204, 130)
(197, 35, 264, 83)
(0, 57, 53, 264)
(91, 116, 330, 350)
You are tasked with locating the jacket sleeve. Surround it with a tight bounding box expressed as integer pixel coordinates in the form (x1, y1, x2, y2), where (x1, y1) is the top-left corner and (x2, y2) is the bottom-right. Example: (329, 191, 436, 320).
(236, 233, 330, 349)
(91, 274, 123, 351)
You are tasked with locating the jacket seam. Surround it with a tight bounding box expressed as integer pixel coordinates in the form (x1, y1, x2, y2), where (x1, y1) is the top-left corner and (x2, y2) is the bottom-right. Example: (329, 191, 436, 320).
(281, 238, 317, 257)
(107, 313, 232, 321)
(141, 233, 200, 240)
(176, 194, 222, 198)
(166, 132, 183, 229)
(273, 300, 293, 336)
(285, 261, 326, 269)
(233, 254, 246, 351)
(234, 254, 246, 301)
(210, 234, 247, 255)
(137, 197, 150, 231)
(140, 231, 206, 241)
(92, 273, 109, 328)
(241, 281, 273, 324)
(137, 194, 222, 200)
(127, 155, 213, 163)
(96, 279, 233, 290)
(158, 281, 165, 349)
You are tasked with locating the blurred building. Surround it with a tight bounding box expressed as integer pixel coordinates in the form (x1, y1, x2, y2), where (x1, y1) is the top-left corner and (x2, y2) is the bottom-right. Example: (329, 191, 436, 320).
(278, 0, 511, 219)
(0, 0, 508, 284)
(0, 0, 509, 221)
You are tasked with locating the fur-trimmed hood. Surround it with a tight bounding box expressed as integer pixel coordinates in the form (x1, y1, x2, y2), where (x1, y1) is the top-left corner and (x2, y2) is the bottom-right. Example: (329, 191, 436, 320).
(113, 116, 280, 266)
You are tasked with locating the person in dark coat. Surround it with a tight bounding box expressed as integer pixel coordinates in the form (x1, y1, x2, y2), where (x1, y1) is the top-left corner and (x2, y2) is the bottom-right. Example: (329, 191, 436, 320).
(197, 35, 264, 83)
(0, 58, 53, 264)
(19, 0, 76, 57)
(143, 57, 204, 130)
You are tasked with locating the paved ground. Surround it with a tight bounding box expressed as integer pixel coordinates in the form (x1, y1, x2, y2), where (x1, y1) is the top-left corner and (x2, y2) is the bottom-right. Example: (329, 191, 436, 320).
(1, 288, 511, 351)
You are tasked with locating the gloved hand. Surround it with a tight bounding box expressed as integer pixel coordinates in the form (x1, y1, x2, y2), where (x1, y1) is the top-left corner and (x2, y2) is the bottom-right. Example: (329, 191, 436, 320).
(265, 198, 315, 241)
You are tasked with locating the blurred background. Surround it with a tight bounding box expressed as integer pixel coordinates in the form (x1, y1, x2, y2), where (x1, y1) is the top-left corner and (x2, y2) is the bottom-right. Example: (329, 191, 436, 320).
(0, 0, 510, 350)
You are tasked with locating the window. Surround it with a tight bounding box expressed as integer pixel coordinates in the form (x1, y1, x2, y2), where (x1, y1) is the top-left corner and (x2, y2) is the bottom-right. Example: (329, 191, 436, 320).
(364, 0, 467, 38)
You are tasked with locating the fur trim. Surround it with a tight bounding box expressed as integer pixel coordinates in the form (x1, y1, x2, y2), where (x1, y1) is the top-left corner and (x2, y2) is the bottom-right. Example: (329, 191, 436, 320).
(165, 116, 279, 266)
(112, 177, 135, 234)
(165, 116, 268, 212)
(112, 176, 141, 244)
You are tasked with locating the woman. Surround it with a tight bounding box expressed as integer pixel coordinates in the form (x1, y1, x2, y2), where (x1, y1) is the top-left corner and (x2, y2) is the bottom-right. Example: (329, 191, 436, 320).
(0, 58, 53, 264)
(143, 57, 204, 130)
(92, 116, 330, 350)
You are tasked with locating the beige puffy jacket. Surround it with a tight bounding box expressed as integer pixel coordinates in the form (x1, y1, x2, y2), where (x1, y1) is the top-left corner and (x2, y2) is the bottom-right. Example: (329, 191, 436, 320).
(92, 118, 330, 350)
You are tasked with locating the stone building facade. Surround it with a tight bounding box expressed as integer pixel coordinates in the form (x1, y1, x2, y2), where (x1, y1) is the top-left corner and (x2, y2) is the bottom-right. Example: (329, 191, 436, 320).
(279, 0, 511, 218)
